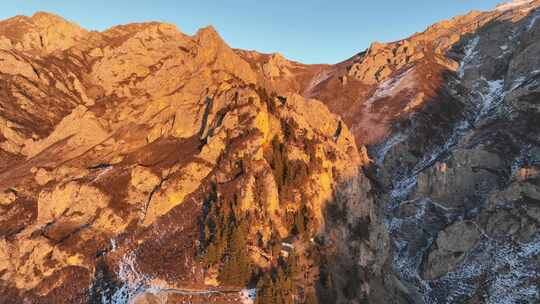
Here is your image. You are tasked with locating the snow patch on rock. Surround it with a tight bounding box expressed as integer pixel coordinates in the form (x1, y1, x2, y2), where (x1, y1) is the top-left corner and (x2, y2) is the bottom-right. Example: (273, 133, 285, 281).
(373, 133, 408, 165)
(240, 288, 257, 304)
(527, 11, 540, 30)
(458, 37, 480, 78)
(366, 67, 417, 106)
(111, 253, 152, 304)
(478, 79, 505, 118)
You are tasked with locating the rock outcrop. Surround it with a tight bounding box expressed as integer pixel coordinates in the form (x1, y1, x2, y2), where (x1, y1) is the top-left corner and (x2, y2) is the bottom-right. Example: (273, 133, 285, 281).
(2, 1, 540, 303)
(361, 1, 540, 303)
(0, 12, 375, 304)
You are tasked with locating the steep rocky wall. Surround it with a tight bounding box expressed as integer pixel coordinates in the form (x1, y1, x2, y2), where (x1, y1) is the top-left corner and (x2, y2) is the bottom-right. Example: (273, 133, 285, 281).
(2, 2, 540, 304)
(366, 3, 540, 303)
(0, 13, 376, 304)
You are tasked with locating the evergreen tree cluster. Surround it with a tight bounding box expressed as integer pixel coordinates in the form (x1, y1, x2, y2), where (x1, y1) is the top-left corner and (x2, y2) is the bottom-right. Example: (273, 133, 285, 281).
(197, 87, 330, 301)
(200, 189, 254, 286)
(263, 136, 312, 204)
(255, 255, 300, 304)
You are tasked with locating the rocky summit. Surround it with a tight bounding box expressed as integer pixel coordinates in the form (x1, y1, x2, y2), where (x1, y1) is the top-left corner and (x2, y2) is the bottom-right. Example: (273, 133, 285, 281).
(1, 1, 540, 303)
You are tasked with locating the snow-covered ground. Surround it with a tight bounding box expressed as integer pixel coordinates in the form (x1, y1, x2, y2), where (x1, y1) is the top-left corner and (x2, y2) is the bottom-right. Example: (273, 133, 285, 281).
(366, 67, 417, 106)
(110, 252, 152, 304)
(477, 78, 505, 119)
(527, 10, 540, 30)
(105, 252, 254, 304)
(239, 288, 257, 304)
(382, 26, 540, 302)
(373, 132, 408, 165)
(458, 36, 479, 78)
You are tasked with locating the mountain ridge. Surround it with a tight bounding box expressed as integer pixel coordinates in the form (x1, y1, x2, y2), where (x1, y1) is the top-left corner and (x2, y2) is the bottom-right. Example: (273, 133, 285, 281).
(1, 2, 540, 303)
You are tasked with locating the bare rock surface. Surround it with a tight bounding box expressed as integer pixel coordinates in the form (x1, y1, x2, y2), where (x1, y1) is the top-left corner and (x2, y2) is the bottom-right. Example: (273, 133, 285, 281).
(0, 12, 374, 304)
(2, 2, 540, 303)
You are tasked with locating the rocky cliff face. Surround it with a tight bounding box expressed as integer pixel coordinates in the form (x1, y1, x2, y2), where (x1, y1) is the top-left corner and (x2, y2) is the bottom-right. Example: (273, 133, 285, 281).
(322, 1, 540, 303)
(1, 1, 540, 303)
(236, 1, 540, 302)
(0, 12, 375, 304)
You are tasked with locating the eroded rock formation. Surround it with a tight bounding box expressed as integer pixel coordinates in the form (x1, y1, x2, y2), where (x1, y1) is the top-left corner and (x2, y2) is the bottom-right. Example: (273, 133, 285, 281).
(0, 12, 374, 304)
(2, 1, 540, 303)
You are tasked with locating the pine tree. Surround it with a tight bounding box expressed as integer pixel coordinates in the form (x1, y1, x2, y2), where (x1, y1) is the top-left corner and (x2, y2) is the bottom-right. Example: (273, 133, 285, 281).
(293, 208, 306, 235)
(255, 272, 275, 304)
(218, 219, 253, 285)
(286, 252, 300, 279)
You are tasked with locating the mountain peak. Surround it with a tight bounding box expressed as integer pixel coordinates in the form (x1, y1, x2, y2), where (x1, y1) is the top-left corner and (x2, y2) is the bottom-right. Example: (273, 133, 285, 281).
(30, 11, 68, 22)
(0, 11, 87, 52)
(1, 5, 540, 304)
(28, 11, 85, 35)
(195, 25, 222, 42)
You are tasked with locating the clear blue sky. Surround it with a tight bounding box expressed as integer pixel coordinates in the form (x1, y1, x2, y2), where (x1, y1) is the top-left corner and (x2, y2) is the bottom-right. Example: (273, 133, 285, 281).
(1, 0, 505, 64)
